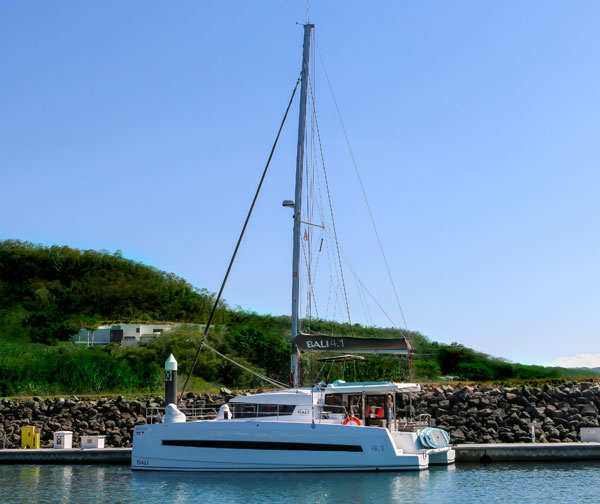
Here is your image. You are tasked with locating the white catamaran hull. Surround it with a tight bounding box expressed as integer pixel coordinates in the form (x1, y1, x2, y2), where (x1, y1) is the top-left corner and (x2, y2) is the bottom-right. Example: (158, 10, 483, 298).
(132, 420, 431, 472)
(429, 449, 456, 465)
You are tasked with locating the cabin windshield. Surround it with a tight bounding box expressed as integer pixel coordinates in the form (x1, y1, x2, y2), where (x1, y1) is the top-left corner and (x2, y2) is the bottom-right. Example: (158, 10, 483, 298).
(323, 394, 347, 416)
(231, 403, 296, 419)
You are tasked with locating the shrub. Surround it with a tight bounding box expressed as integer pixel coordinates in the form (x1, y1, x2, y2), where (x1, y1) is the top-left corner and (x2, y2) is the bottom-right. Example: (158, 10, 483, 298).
(413, 359, 441, 380)
(456, 362, 494, 381)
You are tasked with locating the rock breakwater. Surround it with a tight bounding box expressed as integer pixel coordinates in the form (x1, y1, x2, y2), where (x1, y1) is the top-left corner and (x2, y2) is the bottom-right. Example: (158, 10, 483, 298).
(401, 381, 600, 443)
(1, 382, 599, 448)
(0, 393, 227, 449)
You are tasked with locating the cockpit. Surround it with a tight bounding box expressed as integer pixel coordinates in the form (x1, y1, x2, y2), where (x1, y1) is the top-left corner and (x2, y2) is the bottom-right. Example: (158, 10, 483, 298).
(225, 380, 420, 428)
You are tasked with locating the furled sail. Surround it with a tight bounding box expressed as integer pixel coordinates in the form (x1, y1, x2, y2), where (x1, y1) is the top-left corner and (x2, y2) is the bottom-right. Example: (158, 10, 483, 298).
(293, 333, 409, 355)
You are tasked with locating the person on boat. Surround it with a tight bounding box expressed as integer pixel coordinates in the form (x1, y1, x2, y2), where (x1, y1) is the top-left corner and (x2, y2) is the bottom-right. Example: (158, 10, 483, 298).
(386, 394, 394, 428)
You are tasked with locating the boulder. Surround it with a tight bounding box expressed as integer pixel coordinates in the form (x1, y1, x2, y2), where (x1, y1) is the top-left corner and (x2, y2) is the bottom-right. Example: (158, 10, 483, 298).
(581, 404, 598, 416)
(451, 428, 466, 442)
(499, 431, 514, 442)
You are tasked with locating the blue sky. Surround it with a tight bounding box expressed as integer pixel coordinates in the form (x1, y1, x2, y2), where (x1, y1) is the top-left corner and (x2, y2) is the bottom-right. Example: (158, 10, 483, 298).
(2, 1, 599, 367)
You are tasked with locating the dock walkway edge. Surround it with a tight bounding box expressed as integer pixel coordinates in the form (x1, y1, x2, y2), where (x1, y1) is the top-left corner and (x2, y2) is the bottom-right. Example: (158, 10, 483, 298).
(2, 443, 600, 465)
(0, 448, 131, 464)
(454, 442, 600, 462)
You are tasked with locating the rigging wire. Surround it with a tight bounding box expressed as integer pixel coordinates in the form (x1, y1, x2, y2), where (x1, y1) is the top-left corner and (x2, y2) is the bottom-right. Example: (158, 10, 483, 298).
(307, 79, 353, 331)
(339, 245, 398, 327)
(299, 39, 401, 335)
(309, 118, 337, 323)
(179, 77, 301, 399)
(353, 272, 374, 326)
(305, 73, 348, 328)
(302, 124, 311, 329)
(320, 222, 398, 328)
(319, 215, 345, 324)
(310, 226, 325, 299)
(303, 29, 319, 329)
(300, 237, 319, 320)
(315, 37, 409, 329)
(203, 342, 289, 389)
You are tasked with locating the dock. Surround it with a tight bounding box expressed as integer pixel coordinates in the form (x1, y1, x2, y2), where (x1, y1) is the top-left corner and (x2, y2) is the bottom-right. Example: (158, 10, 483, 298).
(1, 443, 600, 465)
(454, 442, 600, 463)
(0, 448, 131, 464)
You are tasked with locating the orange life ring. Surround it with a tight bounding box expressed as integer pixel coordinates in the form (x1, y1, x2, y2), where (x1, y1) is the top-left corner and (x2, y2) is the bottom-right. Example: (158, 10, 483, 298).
(343, 416, 361, 426)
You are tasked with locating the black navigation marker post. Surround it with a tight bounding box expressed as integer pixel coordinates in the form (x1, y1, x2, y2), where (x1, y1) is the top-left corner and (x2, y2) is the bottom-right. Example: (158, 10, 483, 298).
(165, 354, 178, 406)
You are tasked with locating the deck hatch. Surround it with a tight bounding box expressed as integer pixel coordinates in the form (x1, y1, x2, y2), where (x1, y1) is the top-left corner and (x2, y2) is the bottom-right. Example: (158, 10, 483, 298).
(162, 440, 363, 452)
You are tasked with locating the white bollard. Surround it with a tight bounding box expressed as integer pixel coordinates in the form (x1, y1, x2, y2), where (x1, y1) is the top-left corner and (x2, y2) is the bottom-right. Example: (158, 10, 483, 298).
(165, 354, 178, 406)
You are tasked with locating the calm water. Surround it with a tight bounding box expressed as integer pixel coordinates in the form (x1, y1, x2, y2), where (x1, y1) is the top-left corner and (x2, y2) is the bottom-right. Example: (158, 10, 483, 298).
(2, 463, 600, 504)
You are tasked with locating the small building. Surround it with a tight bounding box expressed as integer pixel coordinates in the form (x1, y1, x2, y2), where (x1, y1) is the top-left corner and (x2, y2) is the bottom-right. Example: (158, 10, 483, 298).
(73, 323, 174, 347)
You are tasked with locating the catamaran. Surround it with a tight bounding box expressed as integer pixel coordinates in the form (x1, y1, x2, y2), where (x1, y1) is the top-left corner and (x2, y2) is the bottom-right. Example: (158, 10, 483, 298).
(132, 379, 454, 471)
(132, 24, 455, 472)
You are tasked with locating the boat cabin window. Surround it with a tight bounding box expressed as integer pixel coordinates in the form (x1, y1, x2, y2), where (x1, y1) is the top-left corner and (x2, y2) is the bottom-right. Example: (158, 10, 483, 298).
(363, 394, 395, 427)
(365, 395, 386, 419)
(232, 403, 296, 419)
(323, 394, 344, 414)
(348, 395, 362, 417)
(324, 394, 362, 417)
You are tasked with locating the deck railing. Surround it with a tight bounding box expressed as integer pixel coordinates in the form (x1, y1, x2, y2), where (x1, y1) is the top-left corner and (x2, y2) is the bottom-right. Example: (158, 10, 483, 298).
(146, 405, 225, 424)
(395, 414, 431, 431)
(319, 404, 348, 420)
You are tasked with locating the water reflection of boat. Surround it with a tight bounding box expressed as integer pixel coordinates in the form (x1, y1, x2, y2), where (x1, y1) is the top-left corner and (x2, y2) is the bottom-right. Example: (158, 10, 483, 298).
(131, 23, 454, 472)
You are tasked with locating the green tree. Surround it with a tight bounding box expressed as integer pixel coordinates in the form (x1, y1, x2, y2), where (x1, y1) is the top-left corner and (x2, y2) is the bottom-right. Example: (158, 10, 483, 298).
(456, 362, 494, 381)
(413, 359, 441, 380)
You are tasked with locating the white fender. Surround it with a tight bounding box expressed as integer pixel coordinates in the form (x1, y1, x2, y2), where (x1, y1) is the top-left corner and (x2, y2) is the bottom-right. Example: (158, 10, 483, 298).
(164, 403, 187, 423)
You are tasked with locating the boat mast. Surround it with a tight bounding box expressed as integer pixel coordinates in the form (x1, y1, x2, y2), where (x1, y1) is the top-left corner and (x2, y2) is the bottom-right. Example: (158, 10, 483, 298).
(291, 23, 314, 388)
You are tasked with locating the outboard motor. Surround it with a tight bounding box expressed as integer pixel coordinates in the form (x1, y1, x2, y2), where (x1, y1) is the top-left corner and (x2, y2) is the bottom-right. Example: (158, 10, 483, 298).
(163, 403, 186, 423)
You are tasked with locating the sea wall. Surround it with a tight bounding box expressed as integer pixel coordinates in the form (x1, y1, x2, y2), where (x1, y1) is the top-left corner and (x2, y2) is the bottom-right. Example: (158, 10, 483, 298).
(404, 381, 600, 443)
(0, 393, 228, 449)
(1, 381, 599, 448)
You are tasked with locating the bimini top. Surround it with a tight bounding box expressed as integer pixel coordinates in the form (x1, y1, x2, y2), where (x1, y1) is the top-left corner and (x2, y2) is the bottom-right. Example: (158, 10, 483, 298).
(228, 381, 421, 406)
(324, 380, 421, 394)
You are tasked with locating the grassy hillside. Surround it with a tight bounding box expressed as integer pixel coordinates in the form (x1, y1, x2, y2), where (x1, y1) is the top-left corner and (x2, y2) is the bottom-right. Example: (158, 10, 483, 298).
(0, 240, 597, 395)
(0, 240, 216, 344)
